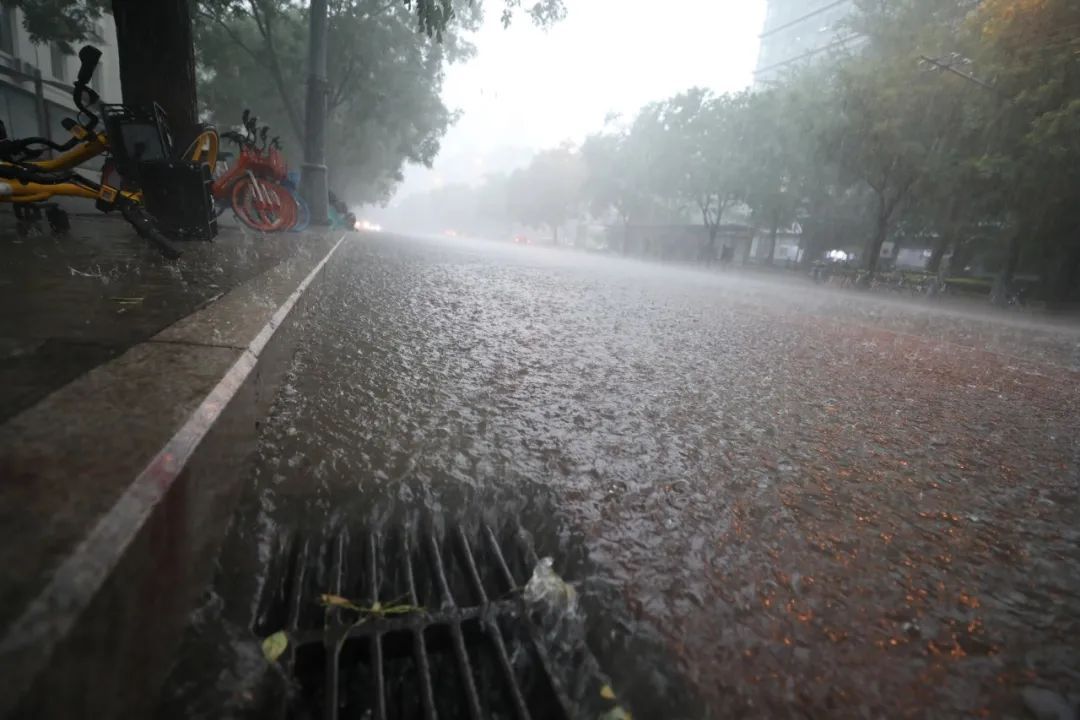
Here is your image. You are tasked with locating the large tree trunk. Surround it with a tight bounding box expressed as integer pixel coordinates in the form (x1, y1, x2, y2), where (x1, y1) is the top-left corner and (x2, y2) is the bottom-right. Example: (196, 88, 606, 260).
(927, 232, 951, 275)
(927, 197, 962, 274)
(863, 195, 890, 283)
(798, 218, 826, 269)
(1046, 230, 1080, 310)
(703, 224, 719, 263)
(111, 0, 198, 146)
(991, 228, 1023, 306)
(764, 214, 779, 267)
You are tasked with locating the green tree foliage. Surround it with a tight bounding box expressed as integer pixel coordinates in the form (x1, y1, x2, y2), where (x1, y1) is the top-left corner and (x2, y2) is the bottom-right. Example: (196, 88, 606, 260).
(4, 0, 564, 45)
(6, 0, 565, 203)
(194, 0, 475, 202)
(506, 145, 585, 244)
(193, 0, 563, 203)
(964, 0, 1080, 302)
(616, 89, 755, 259)
(195, 0, 481, 141)
(738, 88, 807, 265)
(822, 0, 1079, 296)
(737, 0, 1077, 296)
(580, 122, 660, 251)
(0, 0, 107, 51)
(581, 0, 1075, 297)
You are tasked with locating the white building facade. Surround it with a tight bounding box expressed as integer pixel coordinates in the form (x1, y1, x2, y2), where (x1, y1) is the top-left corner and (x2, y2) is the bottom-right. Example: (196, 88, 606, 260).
(754, 0, 857, 86)
(0, 7, 121, 143)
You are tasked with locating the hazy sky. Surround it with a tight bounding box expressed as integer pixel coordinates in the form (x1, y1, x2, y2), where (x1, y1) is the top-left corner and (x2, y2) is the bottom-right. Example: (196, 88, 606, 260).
(394, 0, 767, 199)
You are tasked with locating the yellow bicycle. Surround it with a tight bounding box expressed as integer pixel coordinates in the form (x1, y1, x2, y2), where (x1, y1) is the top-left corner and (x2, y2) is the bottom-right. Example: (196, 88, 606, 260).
(0, 46, 219, 258)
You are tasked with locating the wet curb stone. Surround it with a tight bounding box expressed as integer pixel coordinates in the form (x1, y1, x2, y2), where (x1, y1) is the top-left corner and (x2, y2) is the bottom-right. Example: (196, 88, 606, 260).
(0, 231, 348, 719)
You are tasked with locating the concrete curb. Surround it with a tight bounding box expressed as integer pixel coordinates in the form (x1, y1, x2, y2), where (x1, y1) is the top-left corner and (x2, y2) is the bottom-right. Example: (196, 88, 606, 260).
(0, 232, 347, 719)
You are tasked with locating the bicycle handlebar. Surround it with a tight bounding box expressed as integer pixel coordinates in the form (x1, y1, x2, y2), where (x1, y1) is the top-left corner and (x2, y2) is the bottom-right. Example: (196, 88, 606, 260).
(0, 162, 80, 184)
(77, 46, 102, 86)
(72, 45, 103, 131)
(0, 134, 81, 162)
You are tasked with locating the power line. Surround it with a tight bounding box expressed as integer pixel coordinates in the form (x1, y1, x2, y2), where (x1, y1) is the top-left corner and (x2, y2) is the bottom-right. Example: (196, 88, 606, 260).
(760, 0, 852, 39)
(754, 33, 863, 78)
(918, 54, 1000, 95)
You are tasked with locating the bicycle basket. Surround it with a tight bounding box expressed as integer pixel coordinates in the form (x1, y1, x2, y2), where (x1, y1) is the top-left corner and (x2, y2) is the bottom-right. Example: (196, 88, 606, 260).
(266, 146, 287, 179)
(137, 159, 218, 242)
(241, 146, 288, 181)
(102, 103, 173, 180)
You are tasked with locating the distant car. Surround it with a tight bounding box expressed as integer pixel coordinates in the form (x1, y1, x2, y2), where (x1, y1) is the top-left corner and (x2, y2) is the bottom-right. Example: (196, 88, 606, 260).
(512, 235, 531, 245)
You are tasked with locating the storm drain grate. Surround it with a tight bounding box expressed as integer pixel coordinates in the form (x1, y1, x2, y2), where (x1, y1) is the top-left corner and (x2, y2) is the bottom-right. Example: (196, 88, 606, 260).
(255, 523, 604, 720)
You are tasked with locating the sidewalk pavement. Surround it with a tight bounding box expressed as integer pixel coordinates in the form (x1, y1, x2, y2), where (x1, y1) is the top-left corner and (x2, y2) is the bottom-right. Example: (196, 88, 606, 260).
(0, 212, 318, 423)
(0, 210, 348, 719)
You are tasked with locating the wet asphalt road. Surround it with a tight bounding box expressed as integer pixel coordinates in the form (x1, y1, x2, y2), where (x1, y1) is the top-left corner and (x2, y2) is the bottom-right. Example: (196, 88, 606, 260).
(170, 232, 1080, 719)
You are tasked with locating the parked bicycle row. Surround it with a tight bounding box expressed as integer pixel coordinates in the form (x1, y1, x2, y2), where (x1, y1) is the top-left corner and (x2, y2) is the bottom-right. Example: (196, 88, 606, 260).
(810, 264, 1030, 306)
(210, 110, 356, 234)
(0, 45, 354, 259)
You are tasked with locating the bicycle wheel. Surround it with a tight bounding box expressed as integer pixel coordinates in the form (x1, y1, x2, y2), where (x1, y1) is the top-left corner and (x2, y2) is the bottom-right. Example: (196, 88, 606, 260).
(228, 178, 265, 231)
(278, 183, 298, 229)
(268, 181, 298, 230)
(231, 176, 290, 232)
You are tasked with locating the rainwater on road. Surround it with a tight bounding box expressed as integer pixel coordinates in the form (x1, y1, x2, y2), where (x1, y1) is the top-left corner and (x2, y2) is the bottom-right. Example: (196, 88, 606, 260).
(163, 232, 1080, 719)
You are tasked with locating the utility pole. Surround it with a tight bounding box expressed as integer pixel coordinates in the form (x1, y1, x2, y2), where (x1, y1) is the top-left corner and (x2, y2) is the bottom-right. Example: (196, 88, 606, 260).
(300, 0, 330, 225)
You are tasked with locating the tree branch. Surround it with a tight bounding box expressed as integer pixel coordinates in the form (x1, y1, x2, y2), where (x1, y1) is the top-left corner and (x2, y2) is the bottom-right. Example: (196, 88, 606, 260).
(195, 7, 260, 65)
(329, 47, 360, 112)
(367, 0, 400, 19)
(698, 196, 714, 229)
(885, 174, 916, 219)
(245, 0, 304, 141)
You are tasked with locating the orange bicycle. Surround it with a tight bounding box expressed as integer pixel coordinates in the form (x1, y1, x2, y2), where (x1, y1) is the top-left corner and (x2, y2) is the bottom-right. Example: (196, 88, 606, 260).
(213, 111, 297, 232)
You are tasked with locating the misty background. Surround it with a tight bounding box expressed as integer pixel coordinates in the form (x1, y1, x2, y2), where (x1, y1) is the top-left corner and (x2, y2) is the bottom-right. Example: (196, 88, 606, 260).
(385, 0, 767, 203)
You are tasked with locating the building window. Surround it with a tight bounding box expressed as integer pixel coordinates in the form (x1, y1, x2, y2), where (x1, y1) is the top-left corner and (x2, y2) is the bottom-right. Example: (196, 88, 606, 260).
(0, 7, 15, 56)
(50, 42, 67, 81)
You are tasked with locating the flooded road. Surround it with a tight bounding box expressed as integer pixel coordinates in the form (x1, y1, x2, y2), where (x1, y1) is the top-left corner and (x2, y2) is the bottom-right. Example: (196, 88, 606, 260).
(165, 232, 1080, 719)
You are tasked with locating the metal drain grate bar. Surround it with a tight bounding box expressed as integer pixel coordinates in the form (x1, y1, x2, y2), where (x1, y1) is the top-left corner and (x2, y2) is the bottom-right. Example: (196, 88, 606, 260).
(266, 523, 574, 720)
(426, 528, 484, 720)
(286, 602, 519, 646)
(457, 527, 533, 720)
(484, 526, 517, 591)
(324, 534, 344, 720)
(402, 533, 438, 720)
(366, 532, 388, 720)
